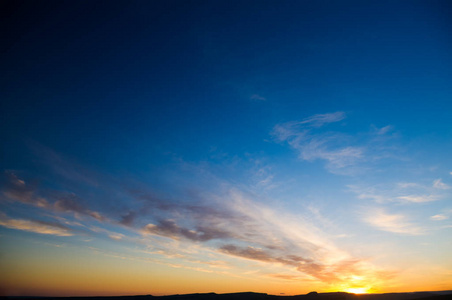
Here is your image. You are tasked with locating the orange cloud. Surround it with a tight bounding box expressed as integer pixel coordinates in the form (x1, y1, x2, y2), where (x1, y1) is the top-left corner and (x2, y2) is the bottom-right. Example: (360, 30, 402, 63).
(0, 214, 73, 236)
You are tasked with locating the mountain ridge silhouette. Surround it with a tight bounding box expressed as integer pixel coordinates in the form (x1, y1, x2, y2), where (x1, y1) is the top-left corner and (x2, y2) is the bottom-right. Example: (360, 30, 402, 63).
(2, 290, 452, 300)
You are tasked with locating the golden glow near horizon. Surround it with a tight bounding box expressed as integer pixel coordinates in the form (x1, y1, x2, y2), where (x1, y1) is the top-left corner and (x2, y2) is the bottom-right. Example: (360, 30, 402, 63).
(338, 276, 373, 294)
(343, 288, 370, 294)
(1, 226, 451, 297)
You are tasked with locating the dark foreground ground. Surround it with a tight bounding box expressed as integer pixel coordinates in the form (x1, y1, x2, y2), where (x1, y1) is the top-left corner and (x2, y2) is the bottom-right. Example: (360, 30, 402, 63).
(2, 291, 452, 300)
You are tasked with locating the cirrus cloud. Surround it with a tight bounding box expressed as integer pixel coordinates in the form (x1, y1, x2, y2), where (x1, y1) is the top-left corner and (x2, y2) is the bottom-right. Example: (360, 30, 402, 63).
(364, 208, 423, 235)
(271, 112, 364, 174)
(0, 213, 74, 236)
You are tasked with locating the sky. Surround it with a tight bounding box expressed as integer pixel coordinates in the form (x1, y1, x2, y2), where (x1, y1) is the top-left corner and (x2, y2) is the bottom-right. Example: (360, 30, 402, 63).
(1, 0, 452, 297)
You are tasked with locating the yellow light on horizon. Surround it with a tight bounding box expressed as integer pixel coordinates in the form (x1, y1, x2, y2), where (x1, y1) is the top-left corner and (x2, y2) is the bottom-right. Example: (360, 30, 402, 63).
(344, 287, 369, 294)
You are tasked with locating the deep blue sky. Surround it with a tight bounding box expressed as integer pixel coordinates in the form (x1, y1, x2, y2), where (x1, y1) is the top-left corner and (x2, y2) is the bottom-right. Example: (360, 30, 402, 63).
(1, 0, 452, 296)
(2, 0, 451, 170)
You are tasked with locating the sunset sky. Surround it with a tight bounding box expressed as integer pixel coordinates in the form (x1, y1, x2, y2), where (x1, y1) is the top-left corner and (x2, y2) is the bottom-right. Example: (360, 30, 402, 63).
(1, 0, 452, 297)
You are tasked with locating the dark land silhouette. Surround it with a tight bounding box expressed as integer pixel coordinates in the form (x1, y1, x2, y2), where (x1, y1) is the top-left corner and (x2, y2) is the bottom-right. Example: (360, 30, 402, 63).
(2, 291, 452, 300)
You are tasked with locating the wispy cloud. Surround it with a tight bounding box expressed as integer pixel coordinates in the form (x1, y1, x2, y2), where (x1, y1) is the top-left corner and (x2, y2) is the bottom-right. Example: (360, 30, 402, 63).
(54, 196, 104, 221)
(433, 179, 450, 190)
(1, 171, 49, 208)
(430, 209, 452, 221)
(1, 171, 105, 222)
(0, 145, 392, 288)
(272, 112, 345, 142)
(0, 213, 74, 236)
(349, 181, 448, 204)
(250, 94, 266, 101)
(119, 211, 137, 226)
(374, 125, 393, 135)
(396, 195, 440, 203)
(87, 225, 126, 241)
(430, 214, 448, 221)
(126, 184, 387, 286)
(299, 112, 346, 128)
(364, 208, 423, 235)
(142, 219, 233, 242)
(267, 273, 305, 281)
(272, 112, 365, 174)
(219, 244, 332, 281)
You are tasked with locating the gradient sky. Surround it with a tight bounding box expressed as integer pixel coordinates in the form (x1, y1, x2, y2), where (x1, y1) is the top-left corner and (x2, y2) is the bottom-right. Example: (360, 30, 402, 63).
(1, 0, 452, 297)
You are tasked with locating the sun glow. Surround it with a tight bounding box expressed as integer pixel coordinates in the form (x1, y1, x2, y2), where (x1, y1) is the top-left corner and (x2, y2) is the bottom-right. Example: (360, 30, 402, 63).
(344, 287, 369, 294)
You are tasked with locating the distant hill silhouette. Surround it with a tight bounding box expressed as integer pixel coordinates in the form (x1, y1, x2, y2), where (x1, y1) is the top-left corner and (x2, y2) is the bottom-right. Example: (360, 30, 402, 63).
(2, 291, 452, 300)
